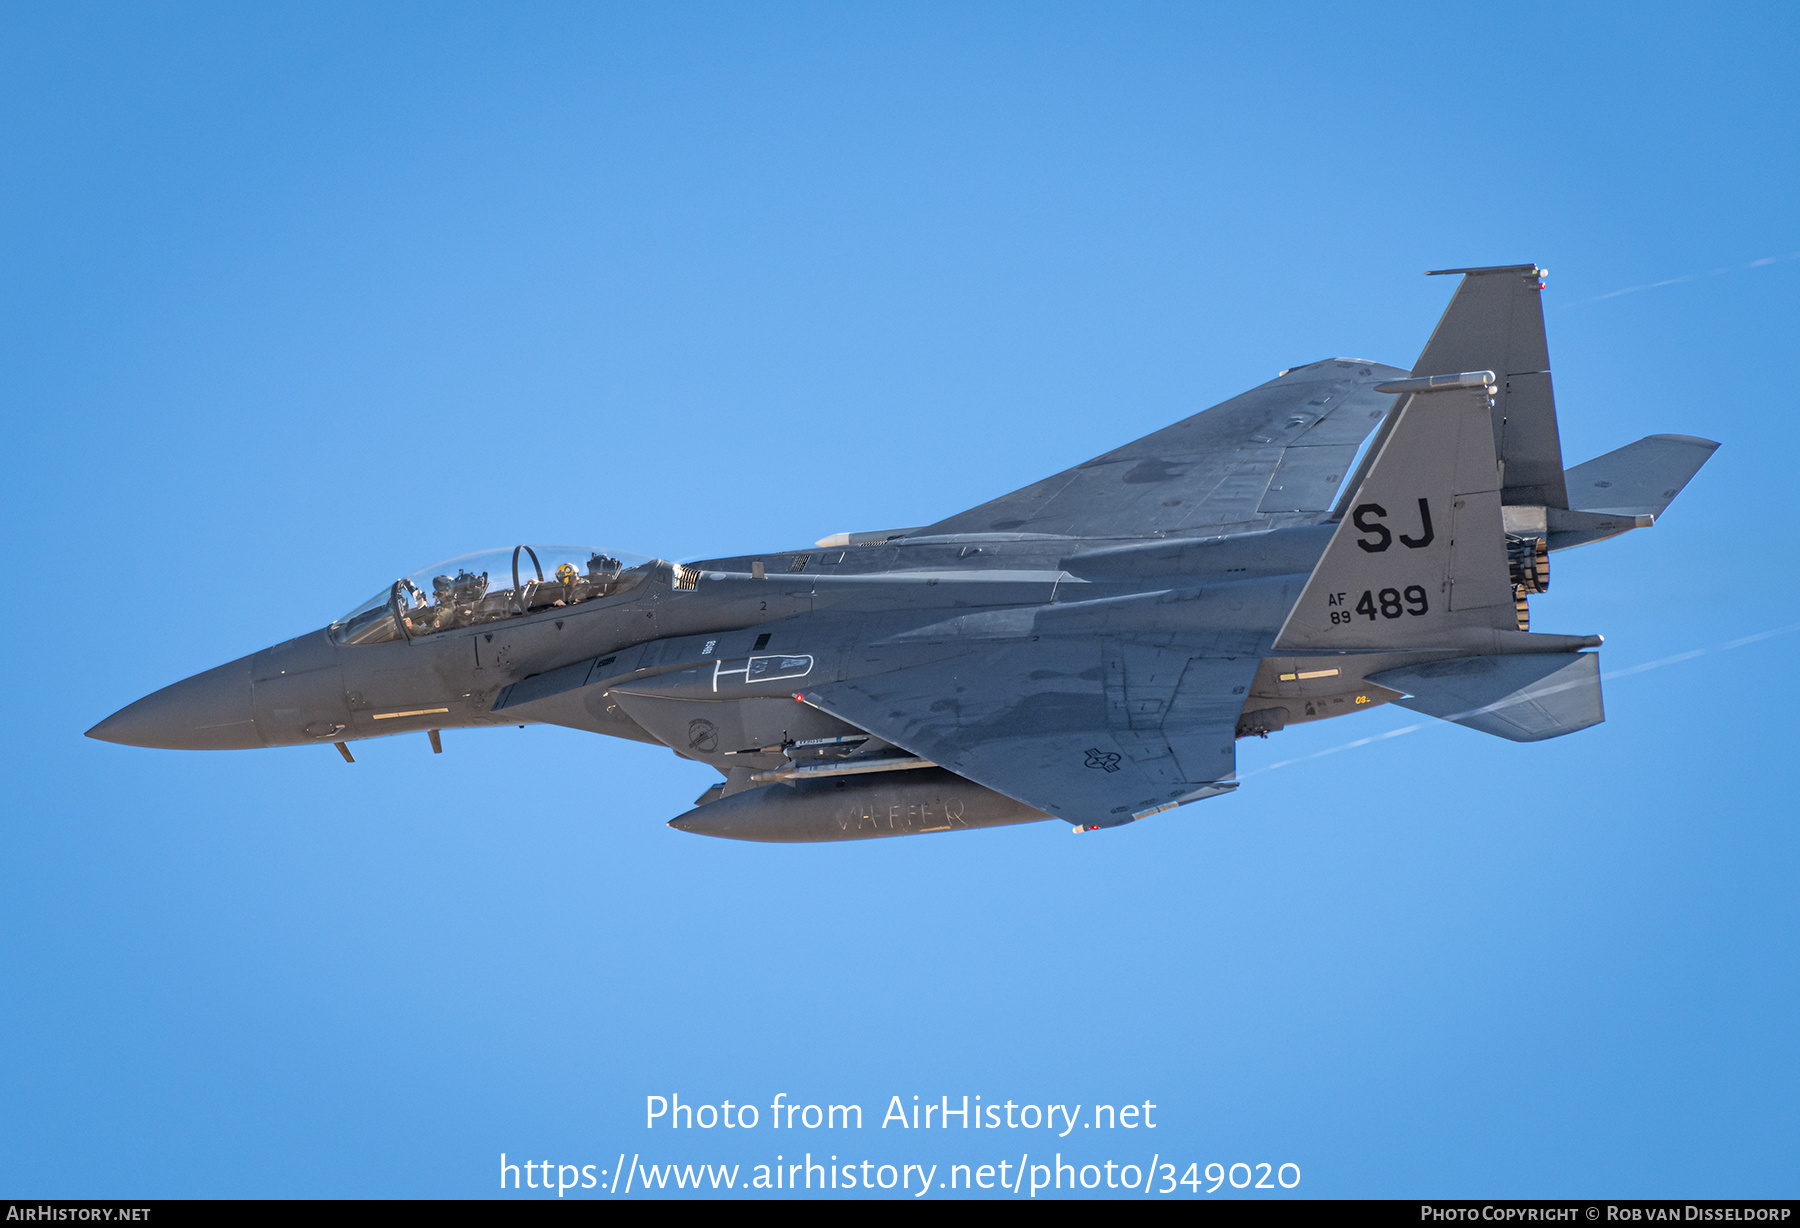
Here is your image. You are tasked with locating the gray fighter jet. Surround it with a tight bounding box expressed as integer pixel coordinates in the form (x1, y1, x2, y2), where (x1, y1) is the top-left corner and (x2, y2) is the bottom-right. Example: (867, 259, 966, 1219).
(89, 265, 1717, 842)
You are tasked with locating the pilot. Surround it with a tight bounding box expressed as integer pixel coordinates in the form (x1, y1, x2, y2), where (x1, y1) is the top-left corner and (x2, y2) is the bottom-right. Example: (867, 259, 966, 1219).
(555, 562, 582, 606)
(427, 575, 460, 631)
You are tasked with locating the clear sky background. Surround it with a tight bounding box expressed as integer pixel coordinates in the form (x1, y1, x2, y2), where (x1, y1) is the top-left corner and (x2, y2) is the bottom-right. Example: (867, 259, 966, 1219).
(3, 2, 1796, 1200)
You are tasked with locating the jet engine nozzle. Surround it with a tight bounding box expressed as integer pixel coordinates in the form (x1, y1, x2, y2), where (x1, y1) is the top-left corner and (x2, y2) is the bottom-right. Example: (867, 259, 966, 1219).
(1507, 534, 1550, 593)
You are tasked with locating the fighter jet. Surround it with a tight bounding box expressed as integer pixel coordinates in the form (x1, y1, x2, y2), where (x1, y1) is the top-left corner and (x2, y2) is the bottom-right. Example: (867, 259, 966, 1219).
(89, 264, 1717, 842)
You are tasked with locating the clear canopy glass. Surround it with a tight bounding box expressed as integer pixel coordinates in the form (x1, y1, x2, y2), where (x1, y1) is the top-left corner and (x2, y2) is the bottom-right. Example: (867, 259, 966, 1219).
(330, 545, 656, 645)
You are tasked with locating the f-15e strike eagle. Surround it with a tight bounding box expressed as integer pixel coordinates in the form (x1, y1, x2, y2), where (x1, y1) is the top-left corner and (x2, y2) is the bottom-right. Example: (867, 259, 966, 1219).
(90, 265, 1717, 842)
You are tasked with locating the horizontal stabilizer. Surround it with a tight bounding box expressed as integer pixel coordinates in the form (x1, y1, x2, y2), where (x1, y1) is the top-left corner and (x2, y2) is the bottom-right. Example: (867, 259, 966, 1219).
(1368, 652, 1603, 742)
(1564, 434, 1720, 517)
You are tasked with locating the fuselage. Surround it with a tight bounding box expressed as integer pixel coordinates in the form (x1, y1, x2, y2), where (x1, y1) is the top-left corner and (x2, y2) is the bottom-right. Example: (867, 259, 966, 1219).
(90, 524, 1414, 759)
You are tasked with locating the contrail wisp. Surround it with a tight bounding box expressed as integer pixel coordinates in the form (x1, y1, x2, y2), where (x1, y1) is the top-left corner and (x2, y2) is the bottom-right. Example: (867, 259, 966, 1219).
(1560, 251, 1800, 308)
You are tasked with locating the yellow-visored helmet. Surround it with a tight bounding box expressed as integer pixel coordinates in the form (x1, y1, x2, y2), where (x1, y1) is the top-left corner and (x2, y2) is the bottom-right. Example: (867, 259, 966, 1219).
(555, 563, 579, 584)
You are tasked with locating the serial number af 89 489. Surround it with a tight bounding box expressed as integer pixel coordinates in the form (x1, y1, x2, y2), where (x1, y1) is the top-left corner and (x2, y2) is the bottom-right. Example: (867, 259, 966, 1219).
(1326, 586, 1429, 624)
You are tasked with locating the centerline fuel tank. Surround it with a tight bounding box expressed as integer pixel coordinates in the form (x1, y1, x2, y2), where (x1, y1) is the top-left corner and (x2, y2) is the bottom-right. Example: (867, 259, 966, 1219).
(667, 766, 1051, 842)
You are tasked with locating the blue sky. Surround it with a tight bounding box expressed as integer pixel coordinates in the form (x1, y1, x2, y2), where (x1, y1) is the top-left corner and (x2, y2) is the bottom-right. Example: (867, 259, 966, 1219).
(2, 2, 1796, 1198)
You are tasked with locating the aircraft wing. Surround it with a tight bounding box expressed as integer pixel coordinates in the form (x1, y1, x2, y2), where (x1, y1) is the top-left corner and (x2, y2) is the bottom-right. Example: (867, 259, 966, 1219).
(916, 359, 1406, 539)
(803, 637, 1260, 826)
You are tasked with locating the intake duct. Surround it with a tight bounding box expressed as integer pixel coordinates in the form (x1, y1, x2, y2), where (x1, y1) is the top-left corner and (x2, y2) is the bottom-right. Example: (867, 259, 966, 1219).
(1507, 534, 1550, 594)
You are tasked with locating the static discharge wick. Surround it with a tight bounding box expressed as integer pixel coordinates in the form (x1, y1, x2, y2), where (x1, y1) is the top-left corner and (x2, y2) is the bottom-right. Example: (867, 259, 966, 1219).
(1242, 620, 1800, 778)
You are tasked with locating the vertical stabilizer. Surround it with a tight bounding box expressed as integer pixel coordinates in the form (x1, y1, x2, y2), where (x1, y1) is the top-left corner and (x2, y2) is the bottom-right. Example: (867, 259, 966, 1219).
(1419, 264, 1568, 509)
(1274, 377, 1515, 650)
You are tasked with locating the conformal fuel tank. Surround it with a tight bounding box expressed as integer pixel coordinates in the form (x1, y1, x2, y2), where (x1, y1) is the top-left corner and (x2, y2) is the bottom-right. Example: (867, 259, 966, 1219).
(667, 767, 1052, 843)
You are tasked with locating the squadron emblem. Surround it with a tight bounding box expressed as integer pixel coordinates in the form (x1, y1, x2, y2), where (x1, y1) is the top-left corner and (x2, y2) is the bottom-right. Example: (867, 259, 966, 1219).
(687, 719, 719, 753)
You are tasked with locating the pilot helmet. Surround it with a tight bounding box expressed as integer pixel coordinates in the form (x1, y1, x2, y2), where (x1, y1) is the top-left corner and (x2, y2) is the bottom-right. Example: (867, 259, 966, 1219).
(556, 563, 579, 585)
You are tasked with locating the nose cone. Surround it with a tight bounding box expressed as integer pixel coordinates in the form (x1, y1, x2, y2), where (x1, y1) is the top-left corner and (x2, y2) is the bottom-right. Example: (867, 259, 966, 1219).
(87, 658, 261, 750)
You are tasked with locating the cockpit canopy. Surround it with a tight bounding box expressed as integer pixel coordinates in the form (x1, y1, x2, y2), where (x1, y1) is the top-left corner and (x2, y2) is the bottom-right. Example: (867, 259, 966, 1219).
(330, 545, 656, 646)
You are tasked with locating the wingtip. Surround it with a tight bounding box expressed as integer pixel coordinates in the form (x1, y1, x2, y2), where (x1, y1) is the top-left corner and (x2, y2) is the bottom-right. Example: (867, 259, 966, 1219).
(1645, 433, 1722, 451)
